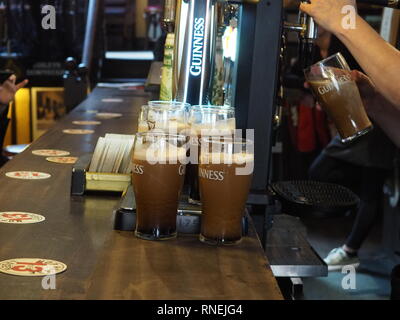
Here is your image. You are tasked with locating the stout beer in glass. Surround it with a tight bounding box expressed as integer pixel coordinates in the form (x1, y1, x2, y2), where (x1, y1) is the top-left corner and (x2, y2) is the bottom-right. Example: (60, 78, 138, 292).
(131, 132, 187, 240)
(304, 52, 373, 143)
(187, 105, 236, 205)
(199, 137, 254, 245)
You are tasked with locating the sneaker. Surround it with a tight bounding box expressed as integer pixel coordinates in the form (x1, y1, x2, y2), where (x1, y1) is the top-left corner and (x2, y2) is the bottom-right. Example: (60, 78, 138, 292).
(324, 247, 360, 271)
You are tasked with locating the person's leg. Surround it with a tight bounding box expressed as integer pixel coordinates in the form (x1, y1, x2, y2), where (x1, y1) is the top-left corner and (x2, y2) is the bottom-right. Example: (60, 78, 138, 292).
(309, 153, 364, 269)
(345, 167, 387, 251)
(308, 152, 360, 189)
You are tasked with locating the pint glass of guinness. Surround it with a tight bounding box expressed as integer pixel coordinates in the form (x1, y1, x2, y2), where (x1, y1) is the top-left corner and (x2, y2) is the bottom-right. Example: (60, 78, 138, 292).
(132, 132, 188, 240)
(138, 102, 190, 134)
(187, 105, 236, 205)
(304, 53, 373, 143)
(199, 137, 254, 245)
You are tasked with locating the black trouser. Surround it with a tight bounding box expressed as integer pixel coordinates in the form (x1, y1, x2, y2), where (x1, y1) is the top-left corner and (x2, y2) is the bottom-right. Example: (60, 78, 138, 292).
(309, 152, 387, 251)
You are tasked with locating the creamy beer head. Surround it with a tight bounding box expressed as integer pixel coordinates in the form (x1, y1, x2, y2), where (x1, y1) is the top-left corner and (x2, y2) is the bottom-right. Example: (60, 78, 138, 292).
(200, 137, 254, 175)
(200, 152, 254, 166)
(133, 133, 187, 164)
(133, 141, 187, 164)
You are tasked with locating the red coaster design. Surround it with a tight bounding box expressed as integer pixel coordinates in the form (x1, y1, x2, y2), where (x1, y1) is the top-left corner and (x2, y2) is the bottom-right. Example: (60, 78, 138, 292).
(46, 157, 78, 164)
(0, 212, 45, 224)
(0, 259, 67, 276)
(32, 150, 70, 157)
(5, 171, 51, 180)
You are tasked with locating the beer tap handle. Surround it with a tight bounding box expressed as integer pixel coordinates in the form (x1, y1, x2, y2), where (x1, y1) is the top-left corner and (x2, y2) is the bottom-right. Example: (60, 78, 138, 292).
(283, 1, 318, 67)
(298, 1, 318, 68)
(163, 0, 176, 33)
(64, 57, 78, 79)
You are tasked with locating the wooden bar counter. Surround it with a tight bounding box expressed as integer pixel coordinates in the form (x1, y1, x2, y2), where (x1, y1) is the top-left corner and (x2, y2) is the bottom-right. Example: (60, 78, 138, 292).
(0, 88, 283, 300)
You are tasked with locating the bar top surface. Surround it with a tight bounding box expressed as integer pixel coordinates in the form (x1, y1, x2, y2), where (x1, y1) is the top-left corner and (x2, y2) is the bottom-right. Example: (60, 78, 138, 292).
(0, 87, 283, 300)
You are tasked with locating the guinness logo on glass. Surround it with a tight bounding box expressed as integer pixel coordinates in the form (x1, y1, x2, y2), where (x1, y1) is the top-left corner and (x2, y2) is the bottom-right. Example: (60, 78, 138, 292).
(318, 74, 352, 95)
(199, 168, 224, 181)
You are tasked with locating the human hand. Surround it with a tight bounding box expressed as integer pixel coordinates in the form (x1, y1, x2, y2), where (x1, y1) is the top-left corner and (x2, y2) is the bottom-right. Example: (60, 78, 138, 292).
(300, 0, 357, 35)
(0, 75, 28, 105)
(350, 70, 391, 116)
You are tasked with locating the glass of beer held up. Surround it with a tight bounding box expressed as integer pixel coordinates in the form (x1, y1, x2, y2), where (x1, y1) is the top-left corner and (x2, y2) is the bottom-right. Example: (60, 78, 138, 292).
(131, 132, 187, 240)
(304, 52, 373, 143)
(199, 137, 254, 245)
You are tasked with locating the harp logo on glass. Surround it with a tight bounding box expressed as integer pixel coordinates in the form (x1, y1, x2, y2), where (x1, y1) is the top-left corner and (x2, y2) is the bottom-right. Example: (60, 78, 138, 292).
(189, 18, 205, 77)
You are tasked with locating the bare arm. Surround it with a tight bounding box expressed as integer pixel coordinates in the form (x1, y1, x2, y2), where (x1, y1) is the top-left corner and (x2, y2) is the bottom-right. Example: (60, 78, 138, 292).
(337, 16, 400, 109)
(300, 0, 400, 109)
(352, 70, 400, 147)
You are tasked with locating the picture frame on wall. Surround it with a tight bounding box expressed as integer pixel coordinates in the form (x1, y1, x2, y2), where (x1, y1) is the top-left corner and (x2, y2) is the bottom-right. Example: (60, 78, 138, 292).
(31, 87, 66, 140)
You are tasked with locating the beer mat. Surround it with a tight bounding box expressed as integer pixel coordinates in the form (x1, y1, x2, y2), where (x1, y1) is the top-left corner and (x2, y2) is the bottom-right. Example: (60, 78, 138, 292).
(89, 134, 135, 173)
(96, 113, 123, 120)
(101, 98, 123, 103)
(119, 85, 145, 91)
(98, 82, 143, 88)
(0, 212, 45, 224)
(32, 149, 70, 157)
(46, 157, 78, 164)
(63, 129, 95, 135)
(73, 121, 102, 126)
(5, 171, 51, 180)
(0, 259, 67, 277)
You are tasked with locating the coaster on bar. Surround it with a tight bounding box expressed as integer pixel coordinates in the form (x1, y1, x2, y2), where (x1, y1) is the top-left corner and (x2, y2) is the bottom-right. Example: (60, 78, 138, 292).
(46, 157, 78, 164)
(0, 212, 45, 224)
(63, 129, 94, 135)
(5, 171, 51, 180)
(101, 98, 123, 103)
(32, 149, 70, 157)
(96, 113, 122, 120)
(73, 121, 102, 126)
(0, 258, 67, 277)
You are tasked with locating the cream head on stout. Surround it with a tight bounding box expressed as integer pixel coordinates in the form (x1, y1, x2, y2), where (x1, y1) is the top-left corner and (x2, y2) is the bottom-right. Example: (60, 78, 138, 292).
(199, 138, 254, 245)
(131, 133, 187, 240)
